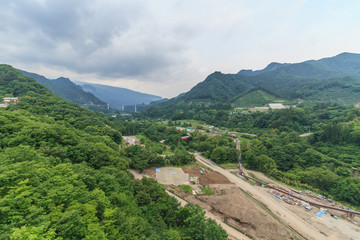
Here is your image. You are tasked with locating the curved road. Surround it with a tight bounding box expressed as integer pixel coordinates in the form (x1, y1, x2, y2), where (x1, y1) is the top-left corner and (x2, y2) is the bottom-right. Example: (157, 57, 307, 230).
(194, 153, 328, 240)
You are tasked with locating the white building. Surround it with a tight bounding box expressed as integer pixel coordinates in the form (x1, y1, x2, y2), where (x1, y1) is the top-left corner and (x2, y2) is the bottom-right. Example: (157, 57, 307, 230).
(269, 103, 286, 109)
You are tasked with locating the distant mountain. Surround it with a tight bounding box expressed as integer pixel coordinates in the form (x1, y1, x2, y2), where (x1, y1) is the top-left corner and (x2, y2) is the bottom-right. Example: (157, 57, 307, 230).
(144, 52, 360, 118)
(238, 62, 288, 76)
(75, 81, 163, 110)
(178, 52, 360, 105)
(20, 70, 106, 106)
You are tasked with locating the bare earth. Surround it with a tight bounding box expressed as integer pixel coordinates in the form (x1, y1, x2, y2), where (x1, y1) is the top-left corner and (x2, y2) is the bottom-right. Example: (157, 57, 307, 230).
(244, 169, 360, 240)
(156, 167, 190, 185)
(180, 184, 297, 240)
(130, 169, 250, 240)
(165, 189, 251, 240)
(182, 166, 232, 185)
(195, 153, 360, 240)
(130, 155, 360, 240)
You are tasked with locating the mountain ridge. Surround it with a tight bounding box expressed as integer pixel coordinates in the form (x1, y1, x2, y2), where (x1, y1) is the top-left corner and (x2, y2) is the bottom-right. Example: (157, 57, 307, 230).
(19, 70, 106, 106)
(180, 52, 360, 104)
(75, 81, 163, 109)
(143, 52, 360, 118)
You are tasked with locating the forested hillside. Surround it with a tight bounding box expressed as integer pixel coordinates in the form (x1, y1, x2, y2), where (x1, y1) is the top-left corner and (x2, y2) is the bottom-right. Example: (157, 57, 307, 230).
(0, 64, 227, 239)
(20, 70, 106, 106)
(141, 103, 360, 209)
(144, 53, 360, 119)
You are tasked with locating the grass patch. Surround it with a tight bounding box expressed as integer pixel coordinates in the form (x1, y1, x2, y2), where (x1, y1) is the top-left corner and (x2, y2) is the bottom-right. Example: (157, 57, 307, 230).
(218, 162, 238, 169)
(200, 186, 214, 195)
(231, 172, 256, 186)
(161, 147, 173, 155)
(178, 185, 192, 194)
(244, 179, 256, 186)
(237, 135, 254, 143)
(249, 173, 258, 179)
(248, 172, 268, 184)
(233, 89, 280, 108)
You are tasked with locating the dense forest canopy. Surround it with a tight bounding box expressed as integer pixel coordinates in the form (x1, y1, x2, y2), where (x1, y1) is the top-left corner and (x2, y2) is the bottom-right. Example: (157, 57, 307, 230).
(126, 112, 360, 208)
(0, 64, 227, 239)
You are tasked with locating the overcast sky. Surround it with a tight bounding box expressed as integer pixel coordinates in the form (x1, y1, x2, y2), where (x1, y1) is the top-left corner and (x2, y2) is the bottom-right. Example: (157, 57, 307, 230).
(1, 0, 360, 98)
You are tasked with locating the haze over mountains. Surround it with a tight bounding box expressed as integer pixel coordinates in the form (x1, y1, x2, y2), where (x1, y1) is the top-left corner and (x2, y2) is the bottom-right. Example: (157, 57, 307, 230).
(15, 52, 360, 113)
(75, 81, 163, 109)
(19, 70, 163, 110)
(20, 70, 106, 106)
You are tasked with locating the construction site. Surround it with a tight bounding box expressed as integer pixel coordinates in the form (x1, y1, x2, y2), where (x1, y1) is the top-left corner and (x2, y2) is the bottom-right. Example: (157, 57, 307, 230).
(127, 132, 360, 239)
(132, 155, 360, 240)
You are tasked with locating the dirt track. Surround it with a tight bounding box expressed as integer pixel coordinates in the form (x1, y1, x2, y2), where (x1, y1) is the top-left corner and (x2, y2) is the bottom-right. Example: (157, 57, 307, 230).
(130, 169, 251, 240)
(130, 159, 360, 240)
(245, 170, 360, 240)
(165, 189, 251, 240)
(173, 167, 297, 240)
(183, 184, 296, 240)
(195, 153, 359, 240)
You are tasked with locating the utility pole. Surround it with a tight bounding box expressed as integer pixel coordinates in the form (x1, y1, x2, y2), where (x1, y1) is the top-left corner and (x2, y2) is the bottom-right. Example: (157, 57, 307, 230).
(236, 138, 243, 175)
(134, 104, 137, 113)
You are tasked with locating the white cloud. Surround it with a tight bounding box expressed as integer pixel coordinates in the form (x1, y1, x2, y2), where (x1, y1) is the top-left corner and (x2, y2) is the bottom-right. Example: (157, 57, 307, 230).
(1, 0, 360, 98)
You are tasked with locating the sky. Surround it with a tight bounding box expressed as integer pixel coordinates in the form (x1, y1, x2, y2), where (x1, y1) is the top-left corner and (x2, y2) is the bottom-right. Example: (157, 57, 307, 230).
(1, 0, 360, 98)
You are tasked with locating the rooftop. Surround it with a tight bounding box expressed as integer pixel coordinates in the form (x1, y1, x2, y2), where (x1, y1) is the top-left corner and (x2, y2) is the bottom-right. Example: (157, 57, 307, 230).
(3, 97, 18, 100)
(269, 103, 286, 109)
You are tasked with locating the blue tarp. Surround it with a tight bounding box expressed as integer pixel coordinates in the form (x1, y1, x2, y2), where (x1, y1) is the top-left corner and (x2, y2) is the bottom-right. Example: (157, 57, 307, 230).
(156, 168, 161, 172)
(316, 212, 323, 217)
(275, 195, 281, 199)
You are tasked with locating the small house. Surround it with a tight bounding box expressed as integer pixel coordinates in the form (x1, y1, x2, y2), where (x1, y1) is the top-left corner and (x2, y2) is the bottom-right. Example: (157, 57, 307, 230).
(2, 97, 19, 105)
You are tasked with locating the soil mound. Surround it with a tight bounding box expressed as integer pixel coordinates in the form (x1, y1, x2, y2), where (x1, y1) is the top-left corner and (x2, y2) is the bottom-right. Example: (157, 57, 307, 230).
(196, 185, 295, 240)
(143, 168, 156, 178)
(182, 166, 232, 185)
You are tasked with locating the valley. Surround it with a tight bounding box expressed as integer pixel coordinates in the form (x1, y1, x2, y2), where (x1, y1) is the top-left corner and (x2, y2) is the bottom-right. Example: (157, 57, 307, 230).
(2, 1, 360, 239)
(1, 52, 360, 239)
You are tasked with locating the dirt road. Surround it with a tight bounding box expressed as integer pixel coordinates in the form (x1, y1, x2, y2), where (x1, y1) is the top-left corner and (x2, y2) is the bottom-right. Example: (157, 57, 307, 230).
(129, 169, 250, 240)
(166, 189, 250, 240)
(194, 153, 329, 240)
(244, 169, 360, 240)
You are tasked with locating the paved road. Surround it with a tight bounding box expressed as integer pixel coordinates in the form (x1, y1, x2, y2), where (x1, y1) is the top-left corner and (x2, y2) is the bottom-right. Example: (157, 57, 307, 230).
(194, 153, 328, 240)
(228, 131, 257, 137)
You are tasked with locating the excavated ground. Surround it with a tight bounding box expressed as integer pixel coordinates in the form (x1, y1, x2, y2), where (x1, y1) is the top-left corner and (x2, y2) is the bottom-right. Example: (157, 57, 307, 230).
(182, 166, 232, 185)
(174, 184, 296, 240)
